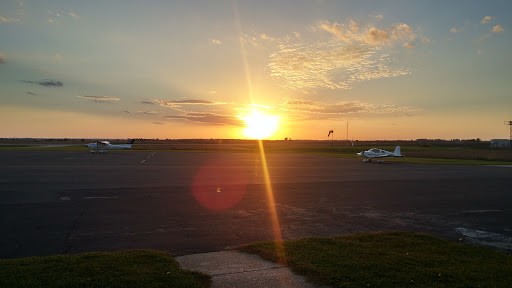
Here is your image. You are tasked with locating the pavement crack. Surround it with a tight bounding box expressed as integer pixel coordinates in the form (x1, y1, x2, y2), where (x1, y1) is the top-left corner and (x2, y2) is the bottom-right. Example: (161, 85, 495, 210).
(210, 265, 285, 277)
(62, 208, 87, 254)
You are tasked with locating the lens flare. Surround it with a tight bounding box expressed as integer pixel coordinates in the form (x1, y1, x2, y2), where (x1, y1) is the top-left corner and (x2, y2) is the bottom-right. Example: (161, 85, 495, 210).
(192, 160, 248, 211)
(233, 0, 286, 265)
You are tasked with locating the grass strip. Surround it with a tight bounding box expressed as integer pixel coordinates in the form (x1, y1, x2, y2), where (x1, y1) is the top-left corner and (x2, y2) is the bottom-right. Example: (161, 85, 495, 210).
(2, 144, 511, 165)
(392, 157, 512, 165)
(239, 232, 512, 288)
(0, 250, 210, 288)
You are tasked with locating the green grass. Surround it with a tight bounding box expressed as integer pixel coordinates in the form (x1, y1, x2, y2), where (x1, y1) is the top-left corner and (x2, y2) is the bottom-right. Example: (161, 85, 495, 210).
(239, 232, 512, 288)
(317, 152, 512, 165)
(392, 157, 512, 165)
(0, 250, 210, 288)
(0, 145, 87, 151)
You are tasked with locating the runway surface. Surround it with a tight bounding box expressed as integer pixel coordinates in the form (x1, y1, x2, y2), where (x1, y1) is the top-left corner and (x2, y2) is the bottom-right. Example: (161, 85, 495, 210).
(1, 150, 511, 258)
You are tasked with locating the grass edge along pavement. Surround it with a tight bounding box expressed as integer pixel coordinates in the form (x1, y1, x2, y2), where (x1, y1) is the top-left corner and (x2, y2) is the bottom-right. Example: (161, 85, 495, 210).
(1, 233, 511, 287)
(238, 231, 512, 288)
(0, 250, 210, 288)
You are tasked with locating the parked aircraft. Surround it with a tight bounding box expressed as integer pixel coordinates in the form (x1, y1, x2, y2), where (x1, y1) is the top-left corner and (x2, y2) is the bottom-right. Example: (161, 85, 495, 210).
(357, 146, 403, 162)
(85, 139, 134, 153)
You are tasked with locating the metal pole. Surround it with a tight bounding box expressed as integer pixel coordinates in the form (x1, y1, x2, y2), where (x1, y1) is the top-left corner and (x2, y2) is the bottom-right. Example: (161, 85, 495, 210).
(505, 121, 512, 149)
(346, 121, 349, 145)
(509, 121, 512, 140)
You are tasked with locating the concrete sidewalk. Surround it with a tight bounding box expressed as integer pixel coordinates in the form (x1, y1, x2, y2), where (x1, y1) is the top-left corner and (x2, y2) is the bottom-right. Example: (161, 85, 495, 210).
(175, 251, 320, 288)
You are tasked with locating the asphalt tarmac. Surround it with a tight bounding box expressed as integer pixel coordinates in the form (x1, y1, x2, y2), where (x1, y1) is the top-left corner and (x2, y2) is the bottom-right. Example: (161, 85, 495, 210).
(1, 150, 511, 259)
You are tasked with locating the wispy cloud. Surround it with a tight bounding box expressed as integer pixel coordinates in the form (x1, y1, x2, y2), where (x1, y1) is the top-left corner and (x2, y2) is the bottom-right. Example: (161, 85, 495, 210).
(77, 95, 120, 103)
(267, 19, 425, 90)
(48, 8, 80, 24)
(450, 27, 459, 33)
(269, 42, 408, 89)
(481, 16, 492, 24)
(26, 91, 36, 96)
(0, 1, 24, 24)
(152, 121, 165, 125)
(211, 39, 221, 45)
(281, 99, 419, 120)
(0, 16, 19, 23)
(165, 112, 243, 126)
(138, 111, 158, 115)
(22, 79, 63, 87)
(141, 100, 156, 105)
(402, 42, 415, 49)
(170, 99, 217, 104)
(492, 25, 504, 33)
(68, 10, 80, 19)
(0, 52, 5, 64)
(0, 6, 22, 23)
(480, 16, 503, 34)
(241, 33, 276, 47)
(156, 99, 225, 108)
(259, 33, 274, 41)
(317, 20, 419, 46)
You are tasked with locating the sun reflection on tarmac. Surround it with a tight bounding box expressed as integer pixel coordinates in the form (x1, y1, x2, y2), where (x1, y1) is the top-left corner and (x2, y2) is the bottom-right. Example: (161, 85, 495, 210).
(257, 140, 287, 264)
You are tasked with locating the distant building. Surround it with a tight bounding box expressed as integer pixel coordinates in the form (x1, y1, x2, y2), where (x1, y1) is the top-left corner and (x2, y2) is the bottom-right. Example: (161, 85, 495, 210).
(490, 139, 511, 149)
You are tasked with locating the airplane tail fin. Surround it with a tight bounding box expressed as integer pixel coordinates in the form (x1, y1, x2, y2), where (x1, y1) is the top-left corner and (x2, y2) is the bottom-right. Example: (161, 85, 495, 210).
(393, 146, 402, 156)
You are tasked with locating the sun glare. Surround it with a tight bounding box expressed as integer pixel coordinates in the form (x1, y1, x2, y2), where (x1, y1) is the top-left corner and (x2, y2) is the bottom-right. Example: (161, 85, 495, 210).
(242, 109, 280, 139)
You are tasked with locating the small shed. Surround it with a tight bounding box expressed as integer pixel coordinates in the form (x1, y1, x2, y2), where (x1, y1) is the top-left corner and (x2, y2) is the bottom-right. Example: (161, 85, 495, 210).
(490, 139, 511, 149)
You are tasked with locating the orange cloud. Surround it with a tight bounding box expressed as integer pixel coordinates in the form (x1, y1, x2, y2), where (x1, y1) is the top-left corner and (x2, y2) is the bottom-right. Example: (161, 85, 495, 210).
(492, 25, 504, 33)
(318, 20, 419, 47)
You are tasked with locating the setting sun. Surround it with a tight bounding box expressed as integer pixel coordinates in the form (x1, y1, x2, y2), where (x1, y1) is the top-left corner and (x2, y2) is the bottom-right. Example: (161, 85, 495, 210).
(241, 109, 280, 139)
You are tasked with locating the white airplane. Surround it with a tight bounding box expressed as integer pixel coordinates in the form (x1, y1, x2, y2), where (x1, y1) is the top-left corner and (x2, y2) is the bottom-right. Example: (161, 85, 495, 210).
(357, 146, 403, 162)
(85, 139, 134, 153)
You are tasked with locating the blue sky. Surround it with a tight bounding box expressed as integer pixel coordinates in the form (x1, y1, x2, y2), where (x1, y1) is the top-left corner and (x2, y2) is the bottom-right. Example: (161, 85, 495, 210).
(1, 0, 511, 139)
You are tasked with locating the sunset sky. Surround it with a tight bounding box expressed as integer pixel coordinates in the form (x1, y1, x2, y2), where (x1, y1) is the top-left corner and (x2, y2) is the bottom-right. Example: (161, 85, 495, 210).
(1, 1, 511, 140)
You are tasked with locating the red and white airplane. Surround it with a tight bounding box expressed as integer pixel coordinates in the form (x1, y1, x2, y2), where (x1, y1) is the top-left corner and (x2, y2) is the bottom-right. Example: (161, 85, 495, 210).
(85, 139, 134, 153)
(357, 146, 403, 162)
